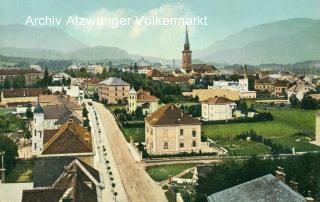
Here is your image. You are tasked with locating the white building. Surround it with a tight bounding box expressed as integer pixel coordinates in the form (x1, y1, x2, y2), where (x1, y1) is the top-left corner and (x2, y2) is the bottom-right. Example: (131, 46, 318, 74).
(52, 72, 72, 84)
(201, 97, 236, 121)
(287, 81, 315, 101)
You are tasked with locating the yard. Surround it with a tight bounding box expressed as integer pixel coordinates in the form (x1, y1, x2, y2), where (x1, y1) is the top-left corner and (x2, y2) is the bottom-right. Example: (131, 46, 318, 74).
(217, 140, 271, 156)
(6, 159, 34, 183)
(146, 163, 196, 182)
(203, 108, 320, 152)
(122, 125, 145, 143)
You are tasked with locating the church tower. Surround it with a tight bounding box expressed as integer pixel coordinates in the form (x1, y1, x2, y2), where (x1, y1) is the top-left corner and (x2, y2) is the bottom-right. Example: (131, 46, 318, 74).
(239, 65, 249, 92)
(32, 97, 44, 156)
(182, 26, 192, 72)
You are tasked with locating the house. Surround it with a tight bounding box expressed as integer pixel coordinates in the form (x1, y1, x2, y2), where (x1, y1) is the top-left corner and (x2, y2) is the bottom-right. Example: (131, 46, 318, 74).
(0, 68, 43, 87)
(22, 158, 104, 202)
(274, 80, 290, 97)
(201, 97, 236, 121)
(206, 174, 307, 202)
(192, 88, 240, 102)
(0, 88, 46, 107)
(147, 69, 167, 80)
(52, 72, 72, 84)
(128, 88, 159, 115)
(85, 78, 103, 97)
(98, 77, 130, 104)
(287, 81, 315, 101)
(172, 69, 184, 77)
(145, 104, 201, 155)
(254, 77, 275, 92)
(86, 64, 105, 75)
(122, 65, 152, 75)
(48, 86, 84, 102)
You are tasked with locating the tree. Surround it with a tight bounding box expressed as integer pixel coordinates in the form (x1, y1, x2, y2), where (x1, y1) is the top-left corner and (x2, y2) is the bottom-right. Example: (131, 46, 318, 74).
(289, 94, 300, 108)
(43, 66, 49, 87)
(301, 95, 318, 109)
(0, 135, 18, 173)
(26, 106, 34, 121)
(3, 76, 11, 89)
(133, 62, 138, 73)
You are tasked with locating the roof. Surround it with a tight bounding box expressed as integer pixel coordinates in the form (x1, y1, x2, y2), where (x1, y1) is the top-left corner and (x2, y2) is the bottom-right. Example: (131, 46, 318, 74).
(0, 68, 42, 76)
(34, 103, 44, 113)
(41, 120, 92, 155)
(22, 159, 102, 202)
(99, 77, 129, 86)
(190, 64, 215, 73)
(207, 174, 306, 202)
(310, 94, 320, 101)
(274, 80, 290, 87)
(287, 81, 315, 92)
(149, 69, 167, 77)
(86, 78, 103, 85)
(129, 88, 136, 94)
(136, 89, 159, 102)
(2, 88, 44, 98)
(52, 72, 71, 79)
(164, 76, 190, 83)
(43, 105, 71, 120)
(145, 104, 201, 126)
(255, 77, 275, 84)
(202, 97, 235, 105)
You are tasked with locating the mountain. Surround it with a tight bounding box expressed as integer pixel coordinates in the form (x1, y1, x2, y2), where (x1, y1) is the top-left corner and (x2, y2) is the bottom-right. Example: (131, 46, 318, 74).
(0, 47, 66, 60)
(0, 24, 87, 52)
(194, 18, 320, 64)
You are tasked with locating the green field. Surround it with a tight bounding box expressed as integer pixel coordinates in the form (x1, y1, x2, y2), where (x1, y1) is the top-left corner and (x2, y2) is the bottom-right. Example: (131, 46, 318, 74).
(123, 126, 145, 143)
(203, 108, 319, 152)
(6, 159, 34, 183)
(146, 163, 196, 182)
(218, 140, 271, 156)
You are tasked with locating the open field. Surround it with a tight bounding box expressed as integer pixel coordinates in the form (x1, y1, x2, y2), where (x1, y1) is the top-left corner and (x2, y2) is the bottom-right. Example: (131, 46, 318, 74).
(6, 159, 34, 183)
(218, 140, 271, 156)
(123, 125, 145, 143)
(146, 163, 196, 182)
(203, 108, 319, 152)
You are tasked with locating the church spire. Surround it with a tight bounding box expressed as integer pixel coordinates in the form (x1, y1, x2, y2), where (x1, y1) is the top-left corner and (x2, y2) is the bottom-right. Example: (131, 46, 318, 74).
(184, 26, 190, 50)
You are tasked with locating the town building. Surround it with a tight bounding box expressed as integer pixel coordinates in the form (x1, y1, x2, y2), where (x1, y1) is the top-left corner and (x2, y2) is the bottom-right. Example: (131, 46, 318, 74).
(48, 86, 84, 102)
(147, 69, 167, 81)
(51, 72, 72, 84)
(201, 97, 236, 121)
(274, 80, 290, 97)
(287, 81, 315, 101)
(0, 68, 43, 87)
(145, 104, 201, 155)
(0, 88, 45, 107)
(128, 88, 159, 115)
(98, 77, 130, 104)
(122, 65, 152, 75)
(192, 88, 240, 102)
(22, 158, 104, 202)
(84, 78, 103, 97)
(86, 64, 105, 75)
(254, 77, 275, 92)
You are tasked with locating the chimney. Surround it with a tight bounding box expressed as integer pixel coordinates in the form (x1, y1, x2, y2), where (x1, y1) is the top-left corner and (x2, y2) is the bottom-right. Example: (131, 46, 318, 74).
(275, 166, 286, 182)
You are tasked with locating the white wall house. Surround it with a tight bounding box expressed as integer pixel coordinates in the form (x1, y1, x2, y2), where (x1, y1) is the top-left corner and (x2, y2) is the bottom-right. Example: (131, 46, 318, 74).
(287, 81, 315, 101)
(201, 97, 236, 121)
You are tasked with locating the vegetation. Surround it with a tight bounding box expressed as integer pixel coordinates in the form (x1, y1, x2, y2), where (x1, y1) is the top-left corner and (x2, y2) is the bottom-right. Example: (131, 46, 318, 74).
(196, 154, 320, 201)
(146, 163, 196, 182)
(0, 114, 25, 133)
(6, 159, 34, 183)
(0, 135, 18, 174)
(123, 125, 145, 143)
(218, 140, 271, 156)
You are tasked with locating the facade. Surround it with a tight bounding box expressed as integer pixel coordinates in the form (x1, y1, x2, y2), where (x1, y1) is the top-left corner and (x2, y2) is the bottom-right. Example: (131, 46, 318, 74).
(201, 97, 236, 121)
(85, 78, 103, 97)
(98, 77, 130, 104)
(86, 64, 105, 75)
(145, 104, 201, 155)
(52, 72, 71, 84)
(128, 88, 159, 115)
(287, 81, 315, 101)
(0, 68, 43, 87)
(193, 88, 240, 102)
(274, 80, 290, 96)
(255, 77, 275, 92)
(0, 88, 44, 107)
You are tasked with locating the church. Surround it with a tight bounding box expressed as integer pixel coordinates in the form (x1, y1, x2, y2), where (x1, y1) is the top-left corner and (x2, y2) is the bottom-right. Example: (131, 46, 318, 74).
(181, 27, 217, 75)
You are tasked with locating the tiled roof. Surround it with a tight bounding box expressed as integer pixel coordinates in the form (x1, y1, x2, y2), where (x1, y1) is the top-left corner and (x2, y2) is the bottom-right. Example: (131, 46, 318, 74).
(41, 121, 92, 155)
(22, 159, 102, 202)
(202, 97, 235, 105)
(86, 78, 103, 85)
(99, 77, 129, 86)
(0, 68, 42, 75)
(43, 105, 70, 120)
(255, 77, 275, 84)
(145, 103, 201, 126)
(149, 69, 167, 77)
(2, 88, 44, 98)
(164, 76, 190, 83)
(190, 64, 215, 73)
(207, 174, 306, 202)
(287, 81, 315, 92)
(137, 89, 159, 102)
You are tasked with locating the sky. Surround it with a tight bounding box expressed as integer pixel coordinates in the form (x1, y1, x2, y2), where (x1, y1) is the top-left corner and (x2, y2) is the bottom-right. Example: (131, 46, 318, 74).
(1, 0, 320, 58)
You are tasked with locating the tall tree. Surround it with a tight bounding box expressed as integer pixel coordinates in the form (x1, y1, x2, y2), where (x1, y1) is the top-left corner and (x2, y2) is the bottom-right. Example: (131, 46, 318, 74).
(43, 66, 49, 87)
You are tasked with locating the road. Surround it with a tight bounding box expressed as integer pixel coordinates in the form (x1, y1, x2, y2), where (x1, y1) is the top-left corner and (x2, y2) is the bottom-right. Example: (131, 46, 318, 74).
(94, 102, 167, 202)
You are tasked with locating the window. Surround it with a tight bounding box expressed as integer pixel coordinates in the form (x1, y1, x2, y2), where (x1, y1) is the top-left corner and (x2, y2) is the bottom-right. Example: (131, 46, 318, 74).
(192, 129, 196, 137)
(122, 87, 125, 90)
(164, 142, 168, 149)
(34, 130, 37, 137)
(180, 142, 184, 148)
(39, 131, 42, 138)
(34, 143, 37, 150)
(180, 129, 184, 136)
(115, 87, 118, 91)
(192, 141, 197, 147)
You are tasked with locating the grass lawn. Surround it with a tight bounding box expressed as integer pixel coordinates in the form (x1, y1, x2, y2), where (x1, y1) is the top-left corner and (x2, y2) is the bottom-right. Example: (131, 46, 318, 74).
(218, 140, 271, 156)
(122, 126, 145, 143)
(106, 104, 126, 111)
(146, 163, 196, 182)
(180, 171, 194, 179)
(6, 159, 34, 183)
(203, 108, 320, 153)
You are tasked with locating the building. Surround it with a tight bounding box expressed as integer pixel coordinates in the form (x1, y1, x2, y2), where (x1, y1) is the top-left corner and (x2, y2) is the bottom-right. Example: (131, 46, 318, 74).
(122, 65, 152, 75)
(147, 69, 167, 80)
(207, 174, 307, 202)
(0, 68, 43, 87)
(22, 158, 104, 202)
(128, 88, 159, 115)
(0, 88, 45, 107)
(51, 72, 72, 84)
(48, 86, 84, 102)
(86, 64, 105, 75)
(98, 77, 130, 104)
(145, 104, 201, 155)
(274, 80, 290, 97)
(201, 97, 236, 121)
(193, 88, 240, 102)
(84, 78, 103, 97)
(287, 81, 315, 101)
(254, 77, 275, 92)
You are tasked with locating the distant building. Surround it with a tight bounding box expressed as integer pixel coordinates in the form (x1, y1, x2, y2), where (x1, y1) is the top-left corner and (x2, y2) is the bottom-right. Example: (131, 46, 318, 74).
(85, 78, 103, 97)
(52, 72, 71, 84)
(22, 158, 104, 202)
(98, 77, 130, 104)
(147, 69, 167, 80)
(0, 88, 45, 107)
(0, 68, 43, 87)
(287, 81, 315, 101)
(254, 77, 275, 92)
(201, 97, 236, 121)
(122, 65, 152, 75)
(145, 104, 201, 155)
(128, 88, 159, 115)
(274, 80, 290, 97)
(86, 64, 105, 75)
